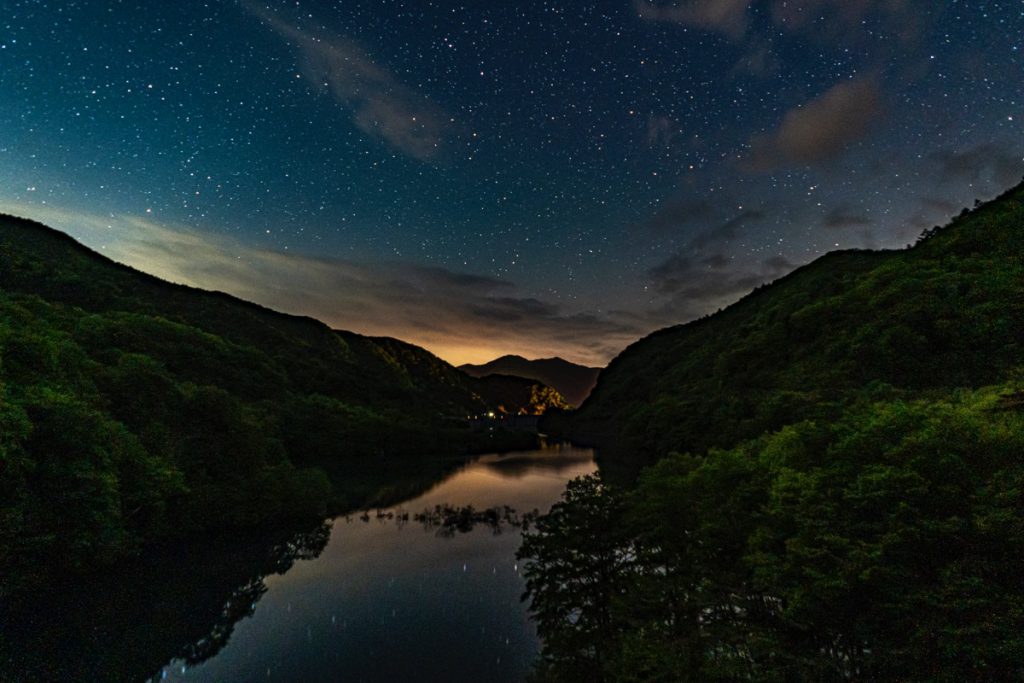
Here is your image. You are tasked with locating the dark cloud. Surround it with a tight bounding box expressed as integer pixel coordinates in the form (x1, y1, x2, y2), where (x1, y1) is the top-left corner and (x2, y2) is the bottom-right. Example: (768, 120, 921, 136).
(772, 1, 875, 31)
(899, 150, 1024, 239)
(906, 212, 938, 231)
(469, 297, 559, 322)
(905, 197, 965, 233)
(647, 246, 790, 299)
(823, 205, 874, 229)
(639, 188, 766, 249)
(248, 4, 452, 162)
(931, 144, 1024, 188)
(858, 229, 880, 250)
(702, 254, 729, 269)
(647, 258, 749, 299)
(647, 254, 694, 293)
(639, 197, 769, 320)
(690, 210, 765, 250)
(763, 255, 796, 273)
(745, 77, 884, 171)
(635, 0, 752, 41)
(645, 227, 801, 322)
(919, 197, 958, 215)
(646, 262, 773, 320)
(410, 266, 513, 292)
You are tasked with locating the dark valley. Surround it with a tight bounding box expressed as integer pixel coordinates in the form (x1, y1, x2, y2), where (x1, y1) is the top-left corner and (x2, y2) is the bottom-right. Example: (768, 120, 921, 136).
(2, 2, 1022, 680)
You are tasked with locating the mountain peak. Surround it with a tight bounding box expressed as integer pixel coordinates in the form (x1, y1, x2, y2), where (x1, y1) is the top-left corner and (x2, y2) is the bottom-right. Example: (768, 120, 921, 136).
(494, 354, 529, 363)
(459, 355, 602, 407)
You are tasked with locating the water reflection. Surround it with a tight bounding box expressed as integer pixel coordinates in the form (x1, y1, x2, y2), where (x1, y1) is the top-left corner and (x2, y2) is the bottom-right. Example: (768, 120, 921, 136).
(157, 444, 595, 683)
(0, 444, 595, 683)
(478, 447, 596, 479)
(0, 522, 332, 683)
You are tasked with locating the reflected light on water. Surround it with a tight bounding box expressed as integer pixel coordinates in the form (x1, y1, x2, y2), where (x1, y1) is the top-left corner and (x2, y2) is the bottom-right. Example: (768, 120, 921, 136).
(155, 444, 596, 683)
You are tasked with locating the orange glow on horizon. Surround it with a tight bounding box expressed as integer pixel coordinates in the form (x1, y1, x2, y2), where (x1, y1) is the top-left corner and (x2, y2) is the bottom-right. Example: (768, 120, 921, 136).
(415, 340, 601, 368)
(420, 342, 523, 367)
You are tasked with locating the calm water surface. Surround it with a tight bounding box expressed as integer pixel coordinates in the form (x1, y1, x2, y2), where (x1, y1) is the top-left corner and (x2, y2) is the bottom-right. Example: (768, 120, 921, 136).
(154, 444, 596, 683)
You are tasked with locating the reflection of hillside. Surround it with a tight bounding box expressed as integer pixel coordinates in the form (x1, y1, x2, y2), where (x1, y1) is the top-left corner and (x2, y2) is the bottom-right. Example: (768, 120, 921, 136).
(0, 457, 463, 682)
(0, 523, 330, 682)
(319, 453, 470, 510)
(479, 450, 597, 479)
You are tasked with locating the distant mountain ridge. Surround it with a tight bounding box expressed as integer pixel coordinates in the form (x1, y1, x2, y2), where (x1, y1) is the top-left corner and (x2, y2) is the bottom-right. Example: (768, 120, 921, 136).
(459, 354, 602, 407)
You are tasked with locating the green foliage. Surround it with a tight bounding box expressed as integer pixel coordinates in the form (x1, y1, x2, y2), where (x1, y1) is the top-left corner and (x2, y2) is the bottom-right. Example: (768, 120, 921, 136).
(571, 181, 1024, 461)
(279, 393, 391, 461)
(0, 215, 547, 595)
(522, 387, 1024, 681)
(519, 475, 634, 682)
(1, 382, 186, 592)
(0, 378, 32, 590)
(525, 183, 1024, 681)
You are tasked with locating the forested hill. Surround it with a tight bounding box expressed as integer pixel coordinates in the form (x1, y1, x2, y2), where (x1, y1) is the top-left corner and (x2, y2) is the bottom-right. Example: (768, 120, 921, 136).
(520, 181, 1024, 681)
(0, 214, 558, 594)
(0, 215, 505, 415)
(566, 180, 1024, 466)
(460, 355, 601, 407)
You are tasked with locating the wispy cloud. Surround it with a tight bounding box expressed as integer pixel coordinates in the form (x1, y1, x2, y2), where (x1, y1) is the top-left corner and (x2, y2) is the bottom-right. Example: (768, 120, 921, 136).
(636, 0, 922, 45)
(246, 4, 452, 162)
(745, 76, 884, 170)
(647, 115, 684, 148)
(823, 204, 873, 229)
(731, 37, 781, 78)
(770, 0, 930, 46)
(646, 250, 798, 320)
(635, 0, 753, 41)
(638, 189, 766, 244)
(0, 204, 649, 366)
(638, 193, 780, 319)
(689, 210, 765, 250)
(930, 144, 1024, 188)
(638, 0, 937, 87)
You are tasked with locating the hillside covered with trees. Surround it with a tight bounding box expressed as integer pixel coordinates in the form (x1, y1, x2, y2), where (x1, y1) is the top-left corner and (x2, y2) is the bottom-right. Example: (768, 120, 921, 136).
(521, 182, 1024, 681)
(564, 181, 1024, 470)
(0, 215, 561, 595)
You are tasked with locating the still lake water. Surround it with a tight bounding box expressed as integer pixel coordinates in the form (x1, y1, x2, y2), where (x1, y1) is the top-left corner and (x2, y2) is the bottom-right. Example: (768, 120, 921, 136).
(152, 444, 596, 683)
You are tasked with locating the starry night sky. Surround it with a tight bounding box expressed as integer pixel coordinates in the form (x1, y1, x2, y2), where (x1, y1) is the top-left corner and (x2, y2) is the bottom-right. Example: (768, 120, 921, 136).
(1, 1, 1021, 365)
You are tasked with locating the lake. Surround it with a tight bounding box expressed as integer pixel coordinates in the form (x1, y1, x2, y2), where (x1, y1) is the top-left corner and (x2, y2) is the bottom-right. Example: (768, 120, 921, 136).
(138, 444, 596, 683)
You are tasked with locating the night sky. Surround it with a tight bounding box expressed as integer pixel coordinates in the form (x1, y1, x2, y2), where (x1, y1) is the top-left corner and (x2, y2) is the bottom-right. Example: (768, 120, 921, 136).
(1, 1, 1021, 365)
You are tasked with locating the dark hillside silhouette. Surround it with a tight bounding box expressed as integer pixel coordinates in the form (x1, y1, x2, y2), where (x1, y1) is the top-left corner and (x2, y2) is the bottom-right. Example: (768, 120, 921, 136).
(460, 355, 601, 407)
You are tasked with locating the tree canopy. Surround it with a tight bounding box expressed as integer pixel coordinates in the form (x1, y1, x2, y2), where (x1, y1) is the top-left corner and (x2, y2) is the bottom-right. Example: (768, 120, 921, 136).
(522, 387, 1024, 681)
